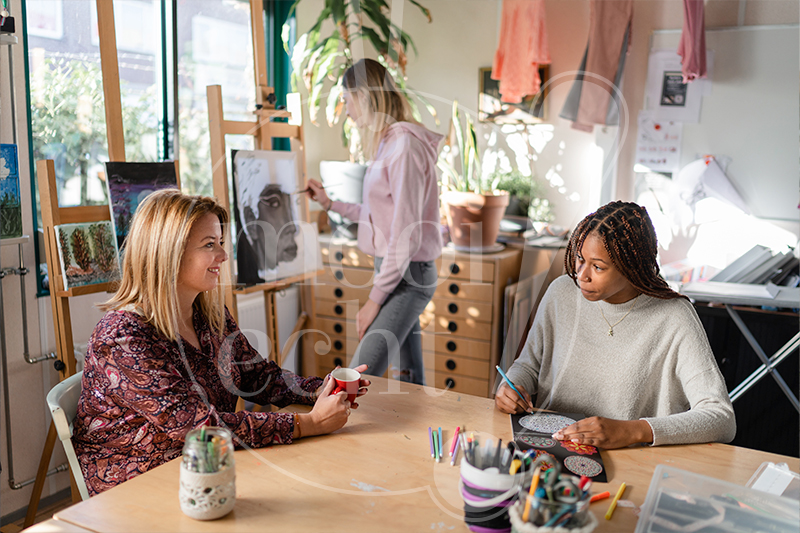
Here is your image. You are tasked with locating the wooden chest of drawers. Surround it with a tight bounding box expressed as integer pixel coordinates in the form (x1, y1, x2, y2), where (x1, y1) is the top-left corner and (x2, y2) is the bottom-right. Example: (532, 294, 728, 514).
(314, 235, 522, 398)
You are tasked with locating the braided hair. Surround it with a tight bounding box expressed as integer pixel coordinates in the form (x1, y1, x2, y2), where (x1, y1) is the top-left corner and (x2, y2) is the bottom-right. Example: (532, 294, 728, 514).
(564, 201, 686, 300)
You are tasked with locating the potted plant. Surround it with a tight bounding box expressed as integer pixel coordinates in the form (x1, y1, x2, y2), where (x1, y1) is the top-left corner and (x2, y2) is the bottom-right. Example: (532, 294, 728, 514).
(283, 0, 437, 237)
(485, 169, 554, 222)
(438, 101, 509, 250)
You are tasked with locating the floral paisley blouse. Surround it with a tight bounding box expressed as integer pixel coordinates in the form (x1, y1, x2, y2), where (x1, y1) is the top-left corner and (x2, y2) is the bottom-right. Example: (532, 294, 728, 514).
(72, 307, 322, 496)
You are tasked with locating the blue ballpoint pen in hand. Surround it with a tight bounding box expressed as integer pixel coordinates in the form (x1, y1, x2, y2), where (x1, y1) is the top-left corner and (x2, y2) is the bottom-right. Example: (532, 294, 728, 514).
(495, 365, 532, 412)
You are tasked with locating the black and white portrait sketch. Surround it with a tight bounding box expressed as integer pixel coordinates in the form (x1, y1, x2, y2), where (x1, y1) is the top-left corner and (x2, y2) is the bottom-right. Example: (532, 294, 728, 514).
(232, 150, 321, 285)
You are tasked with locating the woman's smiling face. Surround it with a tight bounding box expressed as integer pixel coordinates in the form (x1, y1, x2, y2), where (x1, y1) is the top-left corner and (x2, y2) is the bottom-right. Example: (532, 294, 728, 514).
(575, 232, 639, 304)
(177, 213, 228, 299)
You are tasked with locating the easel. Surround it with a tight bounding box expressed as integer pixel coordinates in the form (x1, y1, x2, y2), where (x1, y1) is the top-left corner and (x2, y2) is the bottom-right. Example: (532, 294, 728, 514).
(207, 0, 320, 385)
(24, 0, 179, 524)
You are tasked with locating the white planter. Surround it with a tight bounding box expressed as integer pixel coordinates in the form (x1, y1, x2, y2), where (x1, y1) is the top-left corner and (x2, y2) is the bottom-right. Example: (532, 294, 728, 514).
(319, 160, 367, 239)
(179, 463, 236, 520)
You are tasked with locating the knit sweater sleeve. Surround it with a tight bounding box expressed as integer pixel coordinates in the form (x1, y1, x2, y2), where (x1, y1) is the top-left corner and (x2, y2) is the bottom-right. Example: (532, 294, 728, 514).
(642, 301, 736, 446)
(504, 279, 560, 398)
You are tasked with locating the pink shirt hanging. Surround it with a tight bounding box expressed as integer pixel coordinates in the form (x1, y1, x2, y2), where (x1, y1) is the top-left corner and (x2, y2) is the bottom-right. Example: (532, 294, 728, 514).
(677, 0, 707, 82)
(491, 0, 551, 104)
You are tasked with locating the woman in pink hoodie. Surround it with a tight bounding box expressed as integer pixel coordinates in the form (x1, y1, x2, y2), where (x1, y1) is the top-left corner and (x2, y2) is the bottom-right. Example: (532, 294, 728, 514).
(306, 59, 443, 385)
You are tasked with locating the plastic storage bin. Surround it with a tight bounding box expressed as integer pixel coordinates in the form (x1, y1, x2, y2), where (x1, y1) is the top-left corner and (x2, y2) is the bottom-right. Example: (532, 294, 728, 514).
(635, 465, 799, 533)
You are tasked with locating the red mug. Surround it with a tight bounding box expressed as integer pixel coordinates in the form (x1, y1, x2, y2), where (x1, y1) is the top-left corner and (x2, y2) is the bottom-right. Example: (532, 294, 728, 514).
(330, 367, 360, 404)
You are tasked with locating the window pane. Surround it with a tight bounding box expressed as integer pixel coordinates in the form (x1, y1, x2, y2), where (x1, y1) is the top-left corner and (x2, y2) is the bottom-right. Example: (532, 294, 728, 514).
(28, 0, 161, 210)
(177, 0, 255, 197)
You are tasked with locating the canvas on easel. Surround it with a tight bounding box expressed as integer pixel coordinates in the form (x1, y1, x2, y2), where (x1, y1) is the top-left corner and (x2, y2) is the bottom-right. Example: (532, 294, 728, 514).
(105, 161, 179, 249)
(231, 149, 322, 286)
(0, 143, 23, 239)
(54, 221, 121, 289)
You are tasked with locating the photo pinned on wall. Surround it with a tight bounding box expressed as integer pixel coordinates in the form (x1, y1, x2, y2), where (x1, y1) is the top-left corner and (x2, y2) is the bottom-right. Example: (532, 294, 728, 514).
(511, 411, 607, 482)
(54, 221, 121, 290)
(0, 144, 23, 239)
(105, 162, 179, 250)
(231, 150, 322, 286)
(479, 66, 549, 124)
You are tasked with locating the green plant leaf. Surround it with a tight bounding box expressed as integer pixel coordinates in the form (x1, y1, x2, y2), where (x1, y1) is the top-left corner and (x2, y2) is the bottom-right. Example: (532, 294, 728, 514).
(329, 0, 346, 24)
(357, 26, 389, 56)
(408, 0, 433, 22)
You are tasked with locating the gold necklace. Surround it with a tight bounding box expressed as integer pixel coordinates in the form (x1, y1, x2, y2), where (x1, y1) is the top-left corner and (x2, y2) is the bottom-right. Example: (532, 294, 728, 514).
(597, 294, 640, 337)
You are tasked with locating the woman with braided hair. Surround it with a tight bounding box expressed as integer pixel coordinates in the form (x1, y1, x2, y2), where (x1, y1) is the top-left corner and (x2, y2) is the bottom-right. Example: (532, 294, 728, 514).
(496, 201, 735, 449)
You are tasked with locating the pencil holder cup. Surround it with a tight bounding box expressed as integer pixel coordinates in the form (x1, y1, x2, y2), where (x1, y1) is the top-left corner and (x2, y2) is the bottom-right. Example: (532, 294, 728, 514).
(460, 456, 530, 533)
(508, 496, 597, 532)
(179, 427, 236, 520)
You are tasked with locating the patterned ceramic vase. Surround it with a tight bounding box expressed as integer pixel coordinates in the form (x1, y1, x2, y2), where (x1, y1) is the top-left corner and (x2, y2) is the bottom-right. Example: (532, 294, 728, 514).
(179, 427, 236, 520)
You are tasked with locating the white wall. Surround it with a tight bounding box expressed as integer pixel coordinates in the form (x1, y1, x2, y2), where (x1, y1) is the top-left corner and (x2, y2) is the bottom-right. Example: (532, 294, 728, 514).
(296, 0, 605, 230)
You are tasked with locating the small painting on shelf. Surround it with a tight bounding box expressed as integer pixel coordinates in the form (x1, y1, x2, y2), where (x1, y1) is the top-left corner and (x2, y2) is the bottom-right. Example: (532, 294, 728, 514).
(479, 67, 549, 124)
(105, 162, 179, 249)
(0, 144, 23, 239)
(54, 221, 121, 290)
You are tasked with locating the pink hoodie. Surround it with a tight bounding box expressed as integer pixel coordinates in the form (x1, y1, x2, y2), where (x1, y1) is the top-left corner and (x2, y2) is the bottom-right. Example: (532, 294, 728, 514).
(331, 122, 444, 305)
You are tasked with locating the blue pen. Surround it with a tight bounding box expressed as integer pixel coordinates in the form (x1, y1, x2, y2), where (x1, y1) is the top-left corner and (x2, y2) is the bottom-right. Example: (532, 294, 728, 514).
(495, 365, 531, 411)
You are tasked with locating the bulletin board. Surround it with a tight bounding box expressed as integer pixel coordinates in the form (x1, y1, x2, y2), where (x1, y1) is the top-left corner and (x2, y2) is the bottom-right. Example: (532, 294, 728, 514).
(651, 25, 799, 222)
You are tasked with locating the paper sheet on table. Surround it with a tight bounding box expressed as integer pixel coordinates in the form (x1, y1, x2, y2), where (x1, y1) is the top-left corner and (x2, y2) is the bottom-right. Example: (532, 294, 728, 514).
(673, 157, 750, 214)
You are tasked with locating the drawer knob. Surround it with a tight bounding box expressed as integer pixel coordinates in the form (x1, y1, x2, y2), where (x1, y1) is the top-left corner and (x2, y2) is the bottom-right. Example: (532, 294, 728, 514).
(445, 378, 456, 389)
(333, 340, 343, 351)
(334, 270, 344, 280)
(446, 341, 457, 352)
(448, 283, 459, 295)
(334, 288, 343, 298)
(446, 359, 457, 370)
(450, 263, 460, 274)
(448, 303, 458, 314)
(334, 305, 343, 315)
(334, 323, 343, 334)
(335, 251, 344, 261)
(334, 357, 343, 367)
(447, 321, 458, 332)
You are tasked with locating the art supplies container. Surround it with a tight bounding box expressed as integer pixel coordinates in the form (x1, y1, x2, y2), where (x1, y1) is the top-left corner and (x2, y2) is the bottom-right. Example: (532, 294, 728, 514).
(460, 452, 531, 533)
(746, 461, 800, 501)
(508, 498, 597, 533)
(179, 426, 236, 520)
(508, 468, 597, 533)
(635, 465, 800, 533)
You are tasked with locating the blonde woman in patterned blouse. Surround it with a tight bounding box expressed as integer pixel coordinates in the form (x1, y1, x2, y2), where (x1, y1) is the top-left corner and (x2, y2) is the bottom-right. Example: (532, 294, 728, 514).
(73, 189, 369, 495)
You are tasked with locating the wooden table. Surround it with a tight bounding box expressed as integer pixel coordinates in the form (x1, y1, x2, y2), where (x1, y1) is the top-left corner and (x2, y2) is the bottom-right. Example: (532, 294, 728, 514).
(54, 377, 799, 532)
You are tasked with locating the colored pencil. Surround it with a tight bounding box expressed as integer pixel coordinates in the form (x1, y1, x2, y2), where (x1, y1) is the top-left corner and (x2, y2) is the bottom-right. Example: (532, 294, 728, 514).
(605, 483, 627, 520)
(590, 491, 610, 503)
(450, 426, 461, 456)
(438, 427, 443, 459)
(450, 434, 461, 466)
(495, 365, 530, 410)
(428, 427, 434, 458)
(433, 429, 439, 462)
(522, 467, 541, 522)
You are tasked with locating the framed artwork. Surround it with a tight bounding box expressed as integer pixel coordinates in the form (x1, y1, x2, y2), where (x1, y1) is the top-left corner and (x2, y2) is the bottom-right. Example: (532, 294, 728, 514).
(479, 67, 549, 124)
(231, 150, 321, 286)
(105, 162, 179, 250)
(54, 221, 121, 290)
(0, 144, 23, 239)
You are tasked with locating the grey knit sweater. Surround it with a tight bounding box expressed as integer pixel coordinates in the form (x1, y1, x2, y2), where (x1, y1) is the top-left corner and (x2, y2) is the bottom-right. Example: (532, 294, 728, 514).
(506, 276, 736, 446)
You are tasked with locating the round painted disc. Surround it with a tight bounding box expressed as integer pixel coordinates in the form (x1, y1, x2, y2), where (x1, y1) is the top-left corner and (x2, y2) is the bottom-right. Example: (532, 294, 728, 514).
(519, 414, 576, 434)
(563, 455, 603, 477)
(517, 435, 557, 448)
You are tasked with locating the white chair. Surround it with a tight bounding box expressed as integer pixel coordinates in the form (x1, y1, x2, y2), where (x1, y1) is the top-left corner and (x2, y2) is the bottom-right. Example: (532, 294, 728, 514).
(46, 371, 90, 500)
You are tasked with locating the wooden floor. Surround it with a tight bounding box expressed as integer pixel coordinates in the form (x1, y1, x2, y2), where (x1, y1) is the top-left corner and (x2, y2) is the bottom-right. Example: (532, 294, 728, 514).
(0, 495, 73, 533)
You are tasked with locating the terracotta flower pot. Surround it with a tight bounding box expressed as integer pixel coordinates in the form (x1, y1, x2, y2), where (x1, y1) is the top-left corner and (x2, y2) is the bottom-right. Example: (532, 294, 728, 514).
(441, 191, 510, 249)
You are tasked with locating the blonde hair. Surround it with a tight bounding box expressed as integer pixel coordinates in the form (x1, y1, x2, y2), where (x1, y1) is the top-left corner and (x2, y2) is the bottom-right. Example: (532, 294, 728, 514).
(342, 58, 418, 160)
(101, 189, 230, 341)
